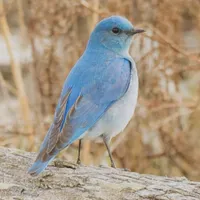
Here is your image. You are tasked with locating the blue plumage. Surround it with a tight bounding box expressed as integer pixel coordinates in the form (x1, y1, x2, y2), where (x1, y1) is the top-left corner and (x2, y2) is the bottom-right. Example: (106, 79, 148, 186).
(28, 16, 144, 176)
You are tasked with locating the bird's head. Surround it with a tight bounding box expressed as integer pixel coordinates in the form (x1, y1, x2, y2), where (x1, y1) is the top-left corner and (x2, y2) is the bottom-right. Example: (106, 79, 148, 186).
(87, 16, 144, 55)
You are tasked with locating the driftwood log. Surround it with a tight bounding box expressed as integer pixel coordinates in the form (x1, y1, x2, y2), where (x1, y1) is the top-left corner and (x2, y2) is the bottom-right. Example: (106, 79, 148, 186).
(0, 147, 200, 200)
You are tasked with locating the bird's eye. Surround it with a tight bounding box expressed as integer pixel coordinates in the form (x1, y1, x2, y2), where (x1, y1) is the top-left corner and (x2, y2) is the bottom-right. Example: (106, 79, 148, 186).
(112, 27, 121, 34)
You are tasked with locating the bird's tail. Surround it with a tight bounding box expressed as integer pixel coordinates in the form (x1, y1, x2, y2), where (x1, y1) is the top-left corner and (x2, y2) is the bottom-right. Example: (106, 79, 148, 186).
(28, 150, 56, 176)
(28, 159, 51, 176)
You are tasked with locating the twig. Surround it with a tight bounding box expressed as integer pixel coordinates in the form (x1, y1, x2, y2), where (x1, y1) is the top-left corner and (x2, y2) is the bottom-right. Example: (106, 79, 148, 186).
(146, 151, 166, 159)
(80, 0, 108, 15)
(0, 71, 17, 95)
(0, 0, 34, 149)
(141, 23, 200, 63)
(16, 0, 27, 39)
(150, 109, 193, 130)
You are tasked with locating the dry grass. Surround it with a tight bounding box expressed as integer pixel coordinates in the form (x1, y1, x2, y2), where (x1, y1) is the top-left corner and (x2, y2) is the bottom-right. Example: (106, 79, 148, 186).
(0, 0, 200, 180)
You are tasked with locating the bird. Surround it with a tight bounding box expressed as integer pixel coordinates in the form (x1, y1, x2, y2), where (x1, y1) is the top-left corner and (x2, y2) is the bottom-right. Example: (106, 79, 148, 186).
(28, 16, 144, 176)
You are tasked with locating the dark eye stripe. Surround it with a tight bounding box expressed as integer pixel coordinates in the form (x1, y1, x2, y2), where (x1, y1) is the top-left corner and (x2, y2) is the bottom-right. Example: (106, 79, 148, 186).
(112, 27, 121, 34)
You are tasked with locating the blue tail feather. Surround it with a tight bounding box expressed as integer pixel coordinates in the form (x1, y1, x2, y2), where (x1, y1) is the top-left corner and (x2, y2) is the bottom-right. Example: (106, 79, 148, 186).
(28, 157, 55, 176)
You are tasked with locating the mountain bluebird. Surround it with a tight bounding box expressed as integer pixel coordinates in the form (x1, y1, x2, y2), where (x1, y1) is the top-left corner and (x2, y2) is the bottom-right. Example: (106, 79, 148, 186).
(28, 16, 144, 176)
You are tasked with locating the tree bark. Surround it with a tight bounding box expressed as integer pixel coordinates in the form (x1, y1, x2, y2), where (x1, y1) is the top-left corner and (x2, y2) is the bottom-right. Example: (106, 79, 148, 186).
(0, 147, 200, 200)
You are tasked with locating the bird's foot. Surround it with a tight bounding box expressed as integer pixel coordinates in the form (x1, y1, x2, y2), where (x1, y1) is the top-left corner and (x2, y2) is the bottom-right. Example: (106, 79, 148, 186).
(76, 158, 82, 165)
(41, 171, 54, 178)
(54, 160, 77, 169)
(120, 168, 130, 172)
(111, 163, 116, 168)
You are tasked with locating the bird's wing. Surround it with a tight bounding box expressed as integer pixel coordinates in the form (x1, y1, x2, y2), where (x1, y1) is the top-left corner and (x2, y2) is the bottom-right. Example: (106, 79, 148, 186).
(41, 57, 132, 157)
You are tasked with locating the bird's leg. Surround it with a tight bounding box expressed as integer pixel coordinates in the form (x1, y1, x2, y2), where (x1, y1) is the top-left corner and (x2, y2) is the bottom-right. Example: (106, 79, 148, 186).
(102, 136, 116, 168)
(76, 139, 82, 165)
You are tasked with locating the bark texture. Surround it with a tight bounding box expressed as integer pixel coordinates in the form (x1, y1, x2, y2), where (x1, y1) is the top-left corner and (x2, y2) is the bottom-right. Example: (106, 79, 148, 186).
(0, 147, 200, 200)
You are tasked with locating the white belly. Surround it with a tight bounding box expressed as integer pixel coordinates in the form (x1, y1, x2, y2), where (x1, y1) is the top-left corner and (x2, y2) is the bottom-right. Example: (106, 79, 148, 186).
(83, 63, 138, 141)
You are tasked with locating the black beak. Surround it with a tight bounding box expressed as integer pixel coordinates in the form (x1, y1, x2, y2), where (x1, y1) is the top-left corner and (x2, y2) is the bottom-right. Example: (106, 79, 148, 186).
(125, 28, 145, 35)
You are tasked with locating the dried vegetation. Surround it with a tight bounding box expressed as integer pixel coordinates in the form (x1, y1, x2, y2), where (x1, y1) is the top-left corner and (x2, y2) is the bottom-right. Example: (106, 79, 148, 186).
(0, 0, 200, 180)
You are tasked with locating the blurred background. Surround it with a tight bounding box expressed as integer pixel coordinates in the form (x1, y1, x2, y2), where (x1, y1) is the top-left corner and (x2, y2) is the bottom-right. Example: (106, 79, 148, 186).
(0, 0, 200, 181)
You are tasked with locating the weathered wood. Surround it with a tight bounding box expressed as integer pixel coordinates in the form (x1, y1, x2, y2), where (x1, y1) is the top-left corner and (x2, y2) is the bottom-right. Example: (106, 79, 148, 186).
(0, 147, 200, 200)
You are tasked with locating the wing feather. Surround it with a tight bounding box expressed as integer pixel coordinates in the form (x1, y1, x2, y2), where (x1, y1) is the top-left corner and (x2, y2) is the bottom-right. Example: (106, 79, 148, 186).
(47, 88, 71, 154)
